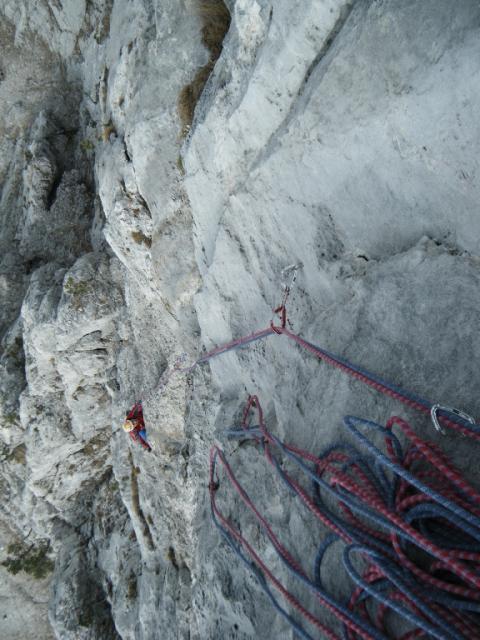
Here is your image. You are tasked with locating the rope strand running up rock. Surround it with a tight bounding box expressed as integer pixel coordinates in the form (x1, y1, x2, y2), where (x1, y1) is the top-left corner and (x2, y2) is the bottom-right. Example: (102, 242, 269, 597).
(144, 299, 479, 440)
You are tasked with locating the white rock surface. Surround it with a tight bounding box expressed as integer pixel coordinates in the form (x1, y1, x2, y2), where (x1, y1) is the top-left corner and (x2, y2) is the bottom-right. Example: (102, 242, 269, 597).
(0, 1, 479, 639)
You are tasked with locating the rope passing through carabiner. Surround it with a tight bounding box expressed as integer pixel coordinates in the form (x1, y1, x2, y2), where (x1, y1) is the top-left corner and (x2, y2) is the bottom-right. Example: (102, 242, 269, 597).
(141, 265, 301, 403)
(210, 397, 480, 639)
(144, 289, 479, 440)
(137, 275, 480, 635)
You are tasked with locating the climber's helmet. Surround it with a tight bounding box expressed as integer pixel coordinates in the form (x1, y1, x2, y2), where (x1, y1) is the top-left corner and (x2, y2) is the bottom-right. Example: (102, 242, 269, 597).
(123, 419, 136, 432)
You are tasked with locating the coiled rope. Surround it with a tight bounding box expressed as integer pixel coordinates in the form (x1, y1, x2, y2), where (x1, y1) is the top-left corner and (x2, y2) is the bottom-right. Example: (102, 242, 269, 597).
(191, 295, 480, 638)
(210, 398, 480, 639)
(132, 277, 479, 635)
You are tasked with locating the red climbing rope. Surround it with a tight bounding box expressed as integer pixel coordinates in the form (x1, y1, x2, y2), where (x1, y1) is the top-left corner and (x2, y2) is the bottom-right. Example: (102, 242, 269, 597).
(210, 398, 480, 640)
(206, 298, 480, 639)
(277, 325, 479, 440)
(162, 302, 478, 439)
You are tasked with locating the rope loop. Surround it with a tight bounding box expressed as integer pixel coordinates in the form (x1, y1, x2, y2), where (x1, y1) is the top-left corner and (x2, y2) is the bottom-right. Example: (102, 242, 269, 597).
(211, 398, 480, 640)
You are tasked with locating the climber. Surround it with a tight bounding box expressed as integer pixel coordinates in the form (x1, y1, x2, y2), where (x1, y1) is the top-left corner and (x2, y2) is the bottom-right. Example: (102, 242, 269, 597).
(123, 402, 153, 452)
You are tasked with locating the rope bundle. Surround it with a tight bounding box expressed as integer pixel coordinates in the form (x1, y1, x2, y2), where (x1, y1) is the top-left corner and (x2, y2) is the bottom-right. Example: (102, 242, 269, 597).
(137, 294, 480, 636)
(210, 398, 480, 639)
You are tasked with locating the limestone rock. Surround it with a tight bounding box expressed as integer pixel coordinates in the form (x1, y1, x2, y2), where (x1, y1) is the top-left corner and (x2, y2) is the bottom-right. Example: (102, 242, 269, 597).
(1, 1, 480, 639)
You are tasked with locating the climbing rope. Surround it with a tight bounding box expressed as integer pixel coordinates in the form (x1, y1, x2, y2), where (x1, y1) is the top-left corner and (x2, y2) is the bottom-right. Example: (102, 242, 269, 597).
(210, 398, 480, 639)
(129, 273, 479, 634)
(277, 327, 480, 440)
(139, 265, 302, 403)
(143, 289, 478, 439)
(197, 290, 479, 638)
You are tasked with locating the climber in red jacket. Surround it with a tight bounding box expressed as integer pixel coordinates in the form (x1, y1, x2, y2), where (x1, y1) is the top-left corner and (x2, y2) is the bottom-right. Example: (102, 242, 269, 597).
(123, 402, 153, 452)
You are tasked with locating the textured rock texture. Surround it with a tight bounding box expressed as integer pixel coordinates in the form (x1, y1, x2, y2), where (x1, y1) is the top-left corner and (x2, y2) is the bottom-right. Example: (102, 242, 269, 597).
(0, 0, 479, 639)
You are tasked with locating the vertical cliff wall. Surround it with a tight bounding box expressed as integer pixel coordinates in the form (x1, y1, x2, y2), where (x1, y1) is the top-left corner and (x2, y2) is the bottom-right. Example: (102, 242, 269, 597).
(1, 1, 479, 638)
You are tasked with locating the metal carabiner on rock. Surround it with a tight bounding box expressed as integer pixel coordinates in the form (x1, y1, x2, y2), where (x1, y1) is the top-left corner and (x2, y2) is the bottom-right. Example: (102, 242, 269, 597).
(430, 403, 475, 436)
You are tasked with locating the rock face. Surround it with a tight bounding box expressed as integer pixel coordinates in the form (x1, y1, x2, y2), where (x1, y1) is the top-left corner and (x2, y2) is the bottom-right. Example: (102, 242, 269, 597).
(0, 1, 479, 638)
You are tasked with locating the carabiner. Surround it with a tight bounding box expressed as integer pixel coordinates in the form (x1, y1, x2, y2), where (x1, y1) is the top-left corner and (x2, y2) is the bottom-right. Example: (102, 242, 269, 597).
(430, 403, 475, 436)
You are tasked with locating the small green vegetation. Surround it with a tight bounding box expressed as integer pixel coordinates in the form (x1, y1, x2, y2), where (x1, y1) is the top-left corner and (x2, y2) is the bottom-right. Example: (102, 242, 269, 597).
(176, 154, 185, 176)
(4, 412, 19, 427)
(64, 276, 91, 310)
(80, 139, 95, 152)
(131, 230, 152, 248)
(101, 121, 116, 143)
(178, 0, 231, 136)
(2, 540, 54, 579)
(64, 276, 90, 297)
(7, 443, 26, 465)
